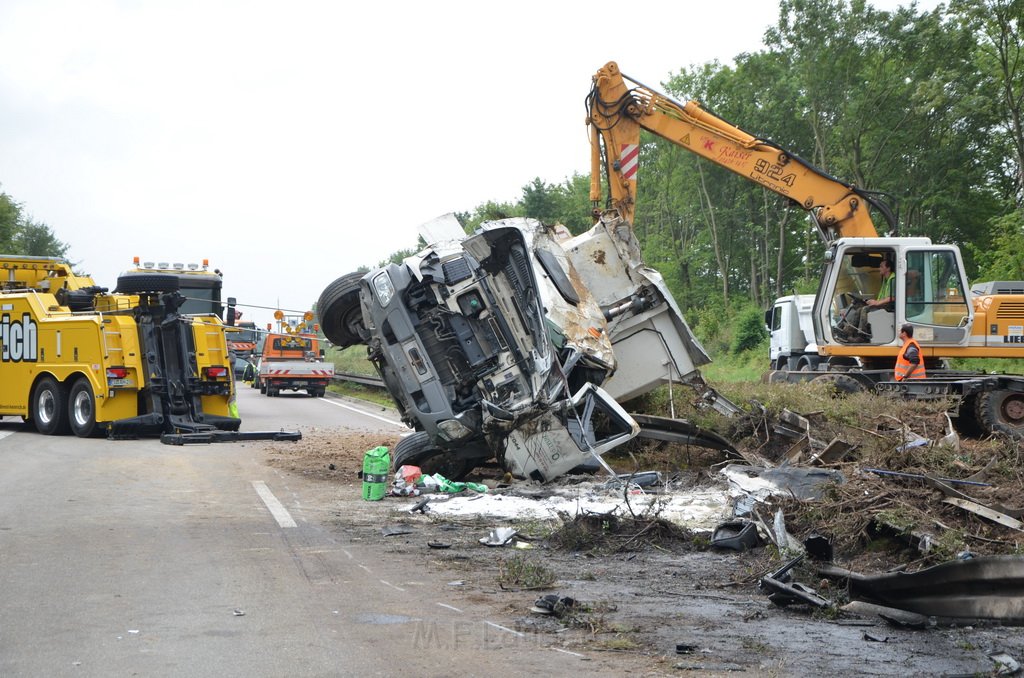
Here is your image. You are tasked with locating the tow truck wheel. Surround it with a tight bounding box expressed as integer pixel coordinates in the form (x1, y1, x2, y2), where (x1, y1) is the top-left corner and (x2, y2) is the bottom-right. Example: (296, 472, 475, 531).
(318, 272, 367, 348)
(32, 375, 71, 435)
(68, 377, 99, 438)
(114, 273, 180, 294)
(974, 389, 1024, 438)
(393, 431, 472, 481)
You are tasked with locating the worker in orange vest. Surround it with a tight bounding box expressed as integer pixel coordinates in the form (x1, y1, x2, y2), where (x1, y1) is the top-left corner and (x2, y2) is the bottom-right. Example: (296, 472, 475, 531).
(895, 324, 926, 381)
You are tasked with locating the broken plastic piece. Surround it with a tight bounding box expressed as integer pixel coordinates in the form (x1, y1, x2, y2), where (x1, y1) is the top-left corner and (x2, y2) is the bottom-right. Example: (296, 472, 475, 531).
(711, 520, 761, 551)
(803, 533, 834, 562)
(479, 527, 517, 546)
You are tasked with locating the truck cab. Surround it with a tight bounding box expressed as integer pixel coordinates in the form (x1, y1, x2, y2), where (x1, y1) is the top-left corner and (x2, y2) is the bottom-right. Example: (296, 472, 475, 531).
(766, 294, 818, 371)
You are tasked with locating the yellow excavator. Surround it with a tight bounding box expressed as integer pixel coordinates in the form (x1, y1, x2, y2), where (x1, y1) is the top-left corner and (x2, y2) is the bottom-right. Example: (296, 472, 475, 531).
(587, 61, 1024, 437)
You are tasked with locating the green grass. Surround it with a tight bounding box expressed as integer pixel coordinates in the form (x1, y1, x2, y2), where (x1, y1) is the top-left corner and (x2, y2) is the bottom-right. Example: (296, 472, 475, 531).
(327, 381, 396, 408)
(327, 346, 377, 376)
(496, 554, 556, 589)
(324, 345, 395, 408)
(700, 343, 769, 383)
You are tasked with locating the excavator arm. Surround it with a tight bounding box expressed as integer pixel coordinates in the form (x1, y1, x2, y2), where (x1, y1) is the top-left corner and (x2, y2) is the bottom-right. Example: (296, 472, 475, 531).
(587, 61, 896, 242)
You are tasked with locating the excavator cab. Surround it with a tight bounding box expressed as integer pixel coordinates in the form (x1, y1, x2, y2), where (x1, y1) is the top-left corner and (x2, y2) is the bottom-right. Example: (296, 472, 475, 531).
(816, 237, 973, 351)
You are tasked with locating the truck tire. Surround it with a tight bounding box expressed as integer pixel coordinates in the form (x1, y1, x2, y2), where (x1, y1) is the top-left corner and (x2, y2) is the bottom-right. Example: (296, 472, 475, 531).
(32, 375, 70, 435)
(68, 377, 99, 438)
(318, 272, 367, 348)
(114, 273, 180, 294)
(392, 431, 471, 481)
(811, 373, 864, 397)
(974, 389, 1024, 438)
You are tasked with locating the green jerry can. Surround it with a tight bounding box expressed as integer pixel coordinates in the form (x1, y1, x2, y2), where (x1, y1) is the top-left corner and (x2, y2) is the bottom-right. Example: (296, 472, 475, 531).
(361, 446, 391, 501)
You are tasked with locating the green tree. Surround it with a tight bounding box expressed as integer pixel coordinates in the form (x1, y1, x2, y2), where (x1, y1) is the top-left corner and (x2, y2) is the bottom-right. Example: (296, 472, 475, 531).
(0, 191, 20, 251)
(0, 189, 71, 257)
(13, 218, 69, 257)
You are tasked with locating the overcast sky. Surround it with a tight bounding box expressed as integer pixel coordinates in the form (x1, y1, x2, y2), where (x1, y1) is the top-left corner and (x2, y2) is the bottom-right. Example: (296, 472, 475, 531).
(0, 0, 942, 328)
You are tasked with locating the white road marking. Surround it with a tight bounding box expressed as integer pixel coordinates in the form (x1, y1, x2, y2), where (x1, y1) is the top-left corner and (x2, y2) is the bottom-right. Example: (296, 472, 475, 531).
(552, 648, 585, 657)
(436, 603, 462, 613)
(317, 398, 408, 428)
(0, 431, 15, 442)
(380, 579, 405, 592)
(484, 621, 524, 637)
(250, 481, 297, 528)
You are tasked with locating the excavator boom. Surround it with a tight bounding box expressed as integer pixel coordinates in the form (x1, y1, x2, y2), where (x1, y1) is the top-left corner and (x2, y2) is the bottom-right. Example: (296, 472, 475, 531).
(587, 61, 895, 242)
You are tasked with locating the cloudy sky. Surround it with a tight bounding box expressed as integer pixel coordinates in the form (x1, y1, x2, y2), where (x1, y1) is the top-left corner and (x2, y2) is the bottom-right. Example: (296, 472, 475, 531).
(0, 0, 940, 328)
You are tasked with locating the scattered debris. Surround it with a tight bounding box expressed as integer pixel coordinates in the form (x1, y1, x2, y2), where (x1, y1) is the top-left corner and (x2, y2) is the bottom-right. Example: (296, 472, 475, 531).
(722, 464, 845, 502)
(943, 497, 1024, 532)
(479, 527, 518, 547)
(989, 652, 1021, 676)
(710, 520, 762, 551)
(381, 525, 415, 537)
(802, 533, 833, 561)
(530, 594, 576, 617)
(865, 467, 992, 487)
(408, 497, 430, 514)
(833, 556, 1024, 624)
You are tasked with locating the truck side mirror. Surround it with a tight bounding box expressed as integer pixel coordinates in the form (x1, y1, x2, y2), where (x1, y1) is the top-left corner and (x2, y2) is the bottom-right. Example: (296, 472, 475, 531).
(319, 349, 325, 358)
(226, 297, 237, 326)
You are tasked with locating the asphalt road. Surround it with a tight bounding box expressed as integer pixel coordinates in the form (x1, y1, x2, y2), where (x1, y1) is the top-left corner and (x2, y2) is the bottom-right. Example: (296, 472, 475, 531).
(0, 389, 638, 678)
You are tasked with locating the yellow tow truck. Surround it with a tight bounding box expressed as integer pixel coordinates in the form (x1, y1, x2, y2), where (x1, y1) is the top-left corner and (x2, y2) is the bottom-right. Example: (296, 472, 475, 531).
(0, 254, 298, 443)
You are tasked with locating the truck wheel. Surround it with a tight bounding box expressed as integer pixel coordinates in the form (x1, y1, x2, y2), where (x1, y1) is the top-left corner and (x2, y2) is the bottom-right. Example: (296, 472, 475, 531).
(393, 431, 471, 481)
(68, 377, 99, 438)
(811, 373, 864, 397)
(974, 390, 1024, 438)
(32, 376, 70, 435)
(114, 273, 180, 294)
(318, 272, 367, 348)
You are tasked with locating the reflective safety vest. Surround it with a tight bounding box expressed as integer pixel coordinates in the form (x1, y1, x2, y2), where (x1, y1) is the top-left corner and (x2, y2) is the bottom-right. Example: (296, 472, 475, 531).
(878, 272, 895, 301)
(895, 338, 926, 381)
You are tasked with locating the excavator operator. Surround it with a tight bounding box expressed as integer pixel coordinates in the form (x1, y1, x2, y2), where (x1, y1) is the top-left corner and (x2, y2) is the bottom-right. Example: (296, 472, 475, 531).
(839, 257, 895, 341)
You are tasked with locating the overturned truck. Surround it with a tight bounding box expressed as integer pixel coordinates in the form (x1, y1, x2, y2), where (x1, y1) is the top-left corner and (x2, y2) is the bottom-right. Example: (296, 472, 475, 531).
(318, 214, 737, 481)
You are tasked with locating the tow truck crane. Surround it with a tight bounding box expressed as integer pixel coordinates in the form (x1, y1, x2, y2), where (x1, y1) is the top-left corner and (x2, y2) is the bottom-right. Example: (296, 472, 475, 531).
(587, 61, 1024, 437)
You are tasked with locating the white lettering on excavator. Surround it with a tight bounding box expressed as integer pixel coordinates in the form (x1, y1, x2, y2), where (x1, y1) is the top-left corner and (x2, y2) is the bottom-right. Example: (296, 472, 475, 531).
(1, 313, 38, 362)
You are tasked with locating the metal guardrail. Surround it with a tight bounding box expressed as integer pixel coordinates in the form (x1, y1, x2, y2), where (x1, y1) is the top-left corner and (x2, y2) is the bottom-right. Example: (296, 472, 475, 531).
(332, 371, 385, 388)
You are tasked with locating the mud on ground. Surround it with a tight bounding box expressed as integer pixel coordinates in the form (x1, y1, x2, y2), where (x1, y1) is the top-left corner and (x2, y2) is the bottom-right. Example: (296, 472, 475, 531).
(262, 398, 1024, 677)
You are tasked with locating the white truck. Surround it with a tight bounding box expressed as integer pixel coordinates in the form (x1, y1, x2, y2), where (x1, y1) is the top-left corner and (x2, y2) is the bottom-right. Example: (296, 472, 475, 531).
(765, 294, 821, 372)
